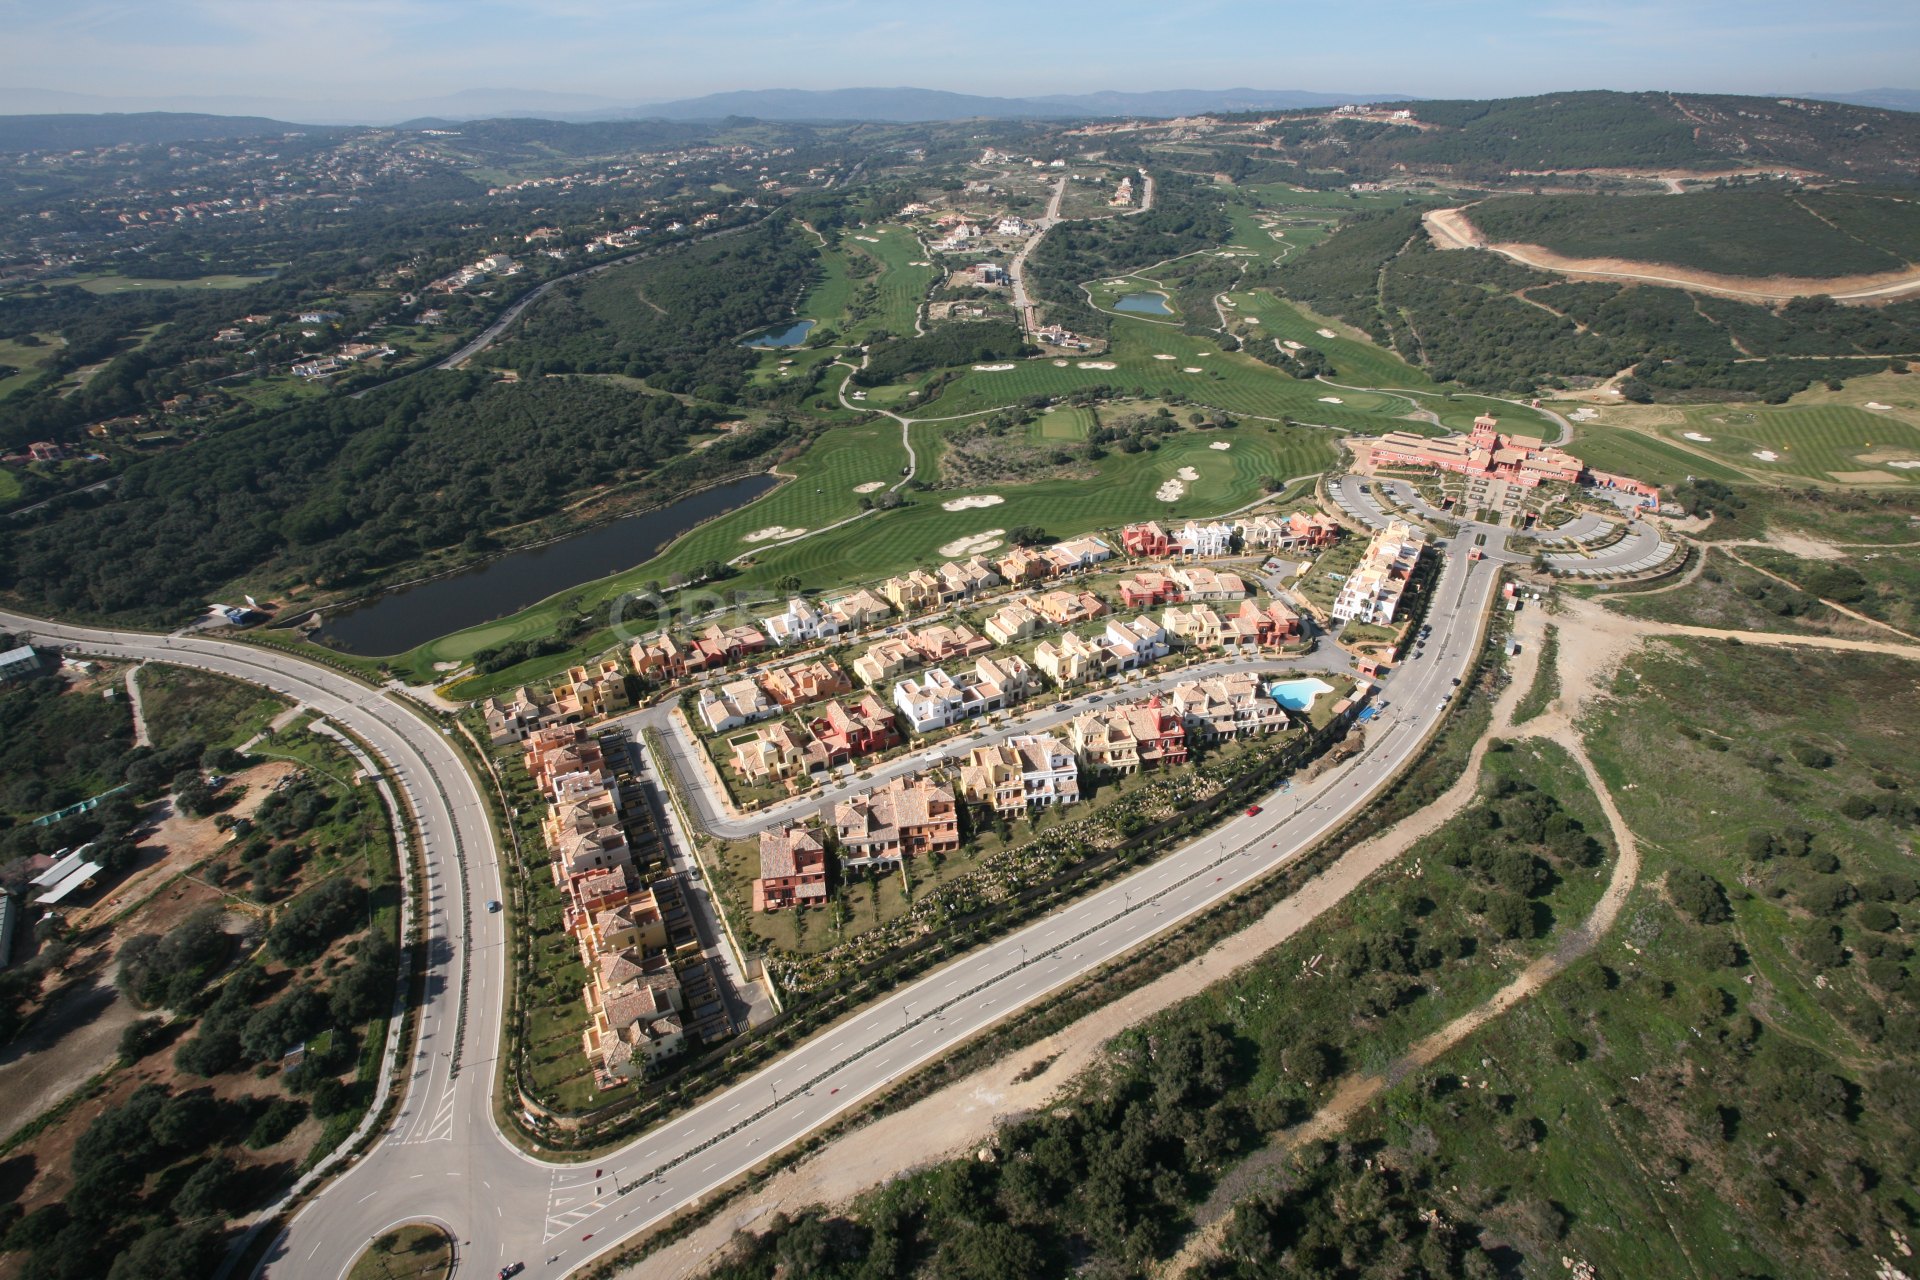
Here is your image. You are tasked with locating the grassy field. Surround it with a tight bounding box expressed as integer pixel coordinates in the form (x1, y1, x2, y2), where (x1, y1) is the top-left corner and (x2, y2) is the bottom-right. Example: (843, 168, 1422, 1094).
(0, 468, 19, 504)
(1033, 404, 1094, 440)
(1670, 403, 1920, 485)
(53, 272, 274, 294)
(845, 224, 938, 342)
(1560, 416, 1752, 487)
(0, 331, 64, 399)
(1230, 291, 1435, 389)
(914, 312, 1415, 428)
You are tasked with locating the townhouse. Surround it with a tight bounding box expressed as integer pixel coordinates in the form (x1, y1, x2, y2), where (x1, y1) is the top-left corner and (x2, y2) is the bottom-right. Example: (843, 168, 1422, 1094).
(1117, 570, 1181, 611)
(753, 822, 828, 910)
(1121, 521, 1172, 558)
(1173, 520, 1236, 558)
(852, 637, 918, 688)
(483, 685, 559, 746)
(984, 601, 1044, 647)
(800, 693, 903, 771)
(697, 676, 777, 733)
(908, 622, 993, 664)
(729, 722, 809, 784)
(1031, 588, 1108, 627)
(881, 568, 945, 615)
(936, 555, 1003, 598)
(1034, 632, 1111, 689)
(891, 653, 1036, 732)
(631, 623, 769, 682)
(1043, 535, 1113, 574)
(552, 660, 632, 720)
(1068, 697, 1190, 774)
(1103, 615, 1170, 666)
(996, 546, 1055, 585)
(959, 733, 1080, 816)
(831, 774, 961, 871)
(758, 658, 851, 709)
(762, 596, 835, 646)
(1168, 565, 1247, 601)
(1170, 673, 1289, 741)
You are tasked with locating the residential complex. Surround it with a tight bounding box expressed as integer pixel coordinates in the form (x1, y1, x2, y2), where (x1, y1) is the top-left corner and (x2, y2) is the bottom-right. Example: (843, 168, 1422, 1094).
(1122, 513, 1339, 560)
(513, 725, 732, 1086)
(1331, 520, 1427, 625)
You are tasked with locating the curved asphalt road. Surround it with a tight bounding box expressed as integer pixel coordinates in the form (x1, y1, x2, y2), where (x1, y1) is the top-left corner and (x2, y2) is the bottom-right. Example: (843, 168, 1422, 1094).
(0, 516, 1506, 1280)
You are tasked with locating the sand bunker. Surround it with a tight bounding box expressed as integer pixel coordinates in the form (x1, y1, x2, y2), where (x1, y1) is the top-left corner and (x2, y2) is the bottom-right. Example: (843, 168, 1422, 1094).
(743, 525, 807, 544)
(938, 530, 1006, 557)
(1282, 340, 1305, 351)
(1569, 408, 1598, 421)
(1155, 479, 1187, 502)
(853, 481, 886, 493)
(1052, 359, 1069, 367)
(1077, 361, 1118, 370)
(972, 363, 1015, 371)
(1866, 402, 1893, 410)
(1318, 396, 1344, 405)
(1753, 450, 1780, 462)
(1154, 353, 1176, 360)
(1682, 432, 1714, 442)
(910, 260, 931, 266)
(1316, 328, 1337, 339)
(1886, 460, 1920, 470)
(942, 494, 1006, 512)
(1210, 441, 1232, 451)
(1177, 467, 1199, 481)
(854, 235, 879, 242)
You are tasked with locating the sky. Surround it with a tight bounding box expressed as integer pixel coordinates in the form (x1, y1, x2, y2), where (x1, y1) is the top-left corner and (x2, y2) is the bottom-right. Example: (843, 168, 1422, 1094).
(3, 0, 1918, 116)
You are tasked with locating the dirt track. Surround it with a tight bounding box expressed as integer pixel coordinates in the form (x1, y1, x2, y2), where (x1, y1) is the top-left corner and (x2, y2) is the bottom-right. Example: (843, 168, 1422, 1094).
(1425, 206, 1920, 304)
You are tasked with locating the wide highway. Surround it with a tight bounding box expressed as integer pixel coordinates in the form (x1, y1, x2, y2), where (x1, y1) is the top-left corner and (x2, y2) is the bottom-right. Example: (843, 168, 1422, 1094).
(0, 521, 1508, 1280)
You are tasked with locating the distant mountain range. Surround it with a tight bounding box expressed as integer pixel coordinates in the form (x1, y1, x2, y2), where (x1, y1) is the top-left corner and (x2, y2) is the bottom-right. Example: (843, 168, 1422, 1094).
(0, 84, 1409, 127)
(1792, 88, 1920, 113)
(0, 85, 1915, 153)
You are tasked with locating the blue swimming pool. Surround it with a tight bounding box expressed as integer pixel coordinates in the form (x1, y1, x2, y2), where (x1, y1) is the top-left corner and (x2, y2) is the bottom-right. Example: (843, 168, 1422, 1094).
(1267, 677, 1333, 712)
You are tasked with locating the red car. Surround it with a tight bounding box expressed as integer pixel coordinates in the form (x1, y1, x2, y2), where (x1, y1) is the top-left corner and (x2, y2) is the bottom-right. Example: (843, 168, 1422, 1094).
(1245, 804, 1262, 817)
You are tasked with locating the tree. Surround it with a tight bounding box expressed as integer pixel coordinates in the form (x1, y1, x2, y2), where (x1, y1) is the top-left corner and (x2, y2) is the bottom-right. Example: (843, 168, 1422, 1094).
(106, 1224, 228, 1280)
(1667, 867, 1733, 924)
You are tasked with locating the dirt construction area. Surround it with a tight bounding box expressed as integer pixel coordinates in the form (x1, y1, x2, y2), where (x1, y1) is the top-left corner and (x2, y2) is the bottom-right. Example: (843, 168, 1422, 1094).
(0, 760, 294, 1141)
(1425, 205, 1920, 304)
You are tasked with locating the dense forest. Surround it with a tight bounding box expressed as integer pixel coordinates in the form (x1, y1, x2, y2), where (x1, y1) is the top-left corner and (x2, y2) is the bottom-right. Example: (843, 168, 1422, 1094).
(0, 373, 786, 620)
(1277, 206, 1920, 397)
(1463, 186, 1920, 278)
(491, 216, 821, 402)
